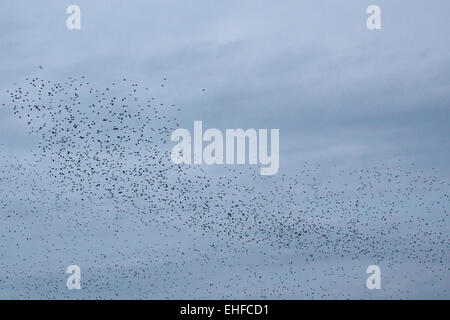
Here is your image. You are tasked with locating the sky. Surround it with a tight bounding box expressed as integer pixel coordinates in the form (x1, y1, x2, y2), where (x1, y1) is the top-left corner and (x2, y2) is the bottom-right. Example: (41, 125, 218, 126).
(0, 1, 449, 299)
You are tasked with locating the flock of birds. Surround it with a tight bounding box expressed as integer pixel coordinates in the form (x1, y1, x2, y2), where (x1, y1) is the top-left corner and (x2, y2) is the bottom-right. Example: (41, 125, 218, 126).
(0, 74, 448, 299)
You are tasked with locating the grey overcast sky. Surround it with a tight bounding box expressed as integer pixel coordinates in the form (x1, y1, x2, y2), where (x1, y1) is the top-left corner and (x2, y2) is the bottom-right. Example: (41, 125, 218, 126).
(0, 1, 449, 299)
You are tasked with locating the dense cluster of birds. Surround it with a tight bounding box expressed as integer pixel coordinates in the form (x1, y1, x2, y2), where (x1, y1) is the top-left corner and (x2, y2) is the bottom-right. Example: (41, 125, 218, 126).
(0, 74, 448, 299)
